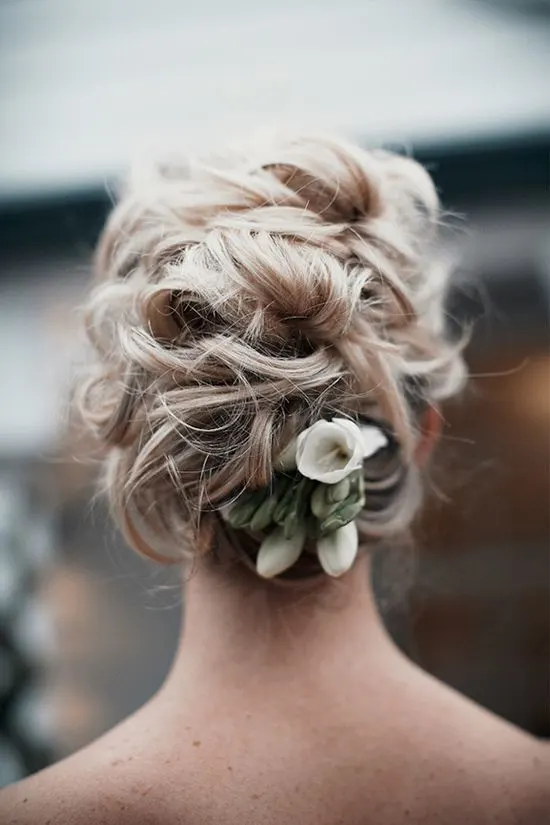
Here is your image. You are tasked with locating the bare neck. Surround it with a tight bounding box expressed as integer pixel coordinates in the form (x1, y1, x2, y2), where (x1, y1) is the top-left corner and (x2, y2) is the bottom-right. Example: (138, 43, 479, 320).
(163, 556, 397, 707)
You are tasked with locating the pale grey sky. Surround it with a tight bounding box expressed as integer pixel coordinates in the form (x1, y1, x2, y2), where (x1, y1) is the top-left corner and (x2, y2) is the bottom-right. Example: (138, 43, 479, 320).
(1, 0, 549, 200)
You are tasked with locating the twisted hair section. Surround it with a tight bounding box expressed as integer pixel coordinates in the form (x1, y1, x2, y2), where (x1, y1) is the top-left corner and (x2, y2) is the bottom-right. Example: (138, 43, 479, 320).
(76, 133, 465, 570)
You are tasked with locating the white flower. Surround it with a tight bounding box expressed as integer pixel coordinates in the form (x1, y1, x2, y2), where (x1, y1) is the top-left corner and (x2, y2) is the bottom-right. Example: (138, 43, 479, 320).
(359, 423, 389, 459)
(296, 417, 387, 484)
(256, 525, 307, 579)
(317, 521, 359, 577)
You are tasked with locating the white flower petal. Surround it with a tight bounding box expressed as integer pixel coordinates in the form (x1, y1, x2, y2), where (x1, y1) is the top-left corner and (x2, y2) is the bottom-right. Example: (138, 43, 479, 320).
(317, 521, 359, 577)
(306, 466, 353, 484)
(296, 420, 360, 483)
(360, 425, 388, 458)
(294, 418, 385, 485)
(332, 417, 366, 466)
(331, 417, 363, 443)
(256, 526, 306, 579)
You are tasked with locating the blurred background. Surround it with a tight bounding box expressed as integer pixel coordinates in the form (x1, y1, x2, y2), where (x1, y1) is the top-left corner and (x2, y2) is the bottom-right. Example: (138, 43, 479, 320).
(0, 0, 549, 786)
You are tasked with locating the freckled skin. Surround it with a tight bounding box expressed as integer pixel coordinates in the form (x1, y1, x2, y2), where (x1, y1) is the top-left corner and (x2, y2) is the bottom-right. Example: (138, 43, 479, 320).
(1, 559, 548, 825)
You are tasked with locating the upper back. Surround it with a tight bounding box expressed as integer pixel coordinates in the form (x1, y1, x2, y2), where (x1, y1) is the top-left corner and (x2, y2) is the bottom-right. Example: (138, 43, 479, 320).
(2, 658, 548, 825)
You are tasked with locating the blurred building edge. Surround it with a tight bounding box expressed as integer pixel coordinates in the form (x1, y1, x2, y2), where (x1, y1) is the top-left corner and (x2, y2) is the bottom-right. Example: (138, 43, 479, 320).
(0, 131, 548, 768)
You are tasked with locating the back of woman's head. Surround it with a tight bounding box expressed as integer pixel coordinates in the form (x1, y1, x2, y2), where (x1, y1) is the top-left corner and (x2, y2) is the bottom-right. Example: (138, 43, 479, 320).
(76, 132, 466, 576)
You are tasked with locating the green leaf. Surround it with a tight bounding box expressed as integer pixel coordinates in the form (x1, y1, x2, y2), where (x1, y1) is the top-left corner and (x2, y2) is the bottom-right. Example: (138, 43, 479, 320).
(283, 478, 313, 539)
(347, 469, 364, 501)
(273, 475, 300, 525)
(249, 494, 278, 532)
(319, 498, 365, 536)
(227, 487, 269, 529)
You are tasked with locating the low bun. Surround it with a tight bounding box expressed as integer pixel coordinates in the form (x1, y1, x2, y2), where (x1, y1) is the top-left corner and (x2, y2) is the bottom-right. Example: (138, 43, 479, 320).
(76, 133, 465, 573)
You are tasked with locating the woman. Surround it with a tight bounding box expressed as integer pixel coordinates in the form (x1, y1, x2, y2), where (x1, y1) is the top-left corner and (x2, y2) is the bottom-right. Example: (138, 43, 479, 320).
(2, 134, 547, 824)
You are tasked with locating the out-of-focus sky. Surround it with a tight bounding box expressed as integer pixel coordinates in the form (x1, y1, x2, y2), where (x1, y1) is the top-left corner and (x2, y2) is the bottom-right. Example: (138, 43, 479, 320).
(1, 0, 549, 200)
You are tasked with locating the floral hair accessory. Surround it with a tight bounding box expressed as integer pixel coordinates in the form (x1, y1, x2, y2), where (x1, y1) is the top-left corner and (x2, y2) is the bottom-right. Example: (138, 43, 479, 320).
(226, 418, 388, 579)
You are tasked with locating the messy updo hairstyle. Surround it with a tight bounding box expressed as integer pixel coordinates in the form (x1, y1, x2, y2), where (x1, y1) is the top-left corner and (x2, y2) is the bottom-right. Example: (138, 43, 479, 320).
(76, 133, 466, 577)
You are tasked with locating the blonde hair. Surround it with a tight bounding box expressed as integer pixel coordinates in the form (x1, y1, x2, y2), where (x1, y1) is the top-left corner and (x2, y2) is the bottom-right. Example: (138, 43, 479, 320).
(76, 133, 465, 574)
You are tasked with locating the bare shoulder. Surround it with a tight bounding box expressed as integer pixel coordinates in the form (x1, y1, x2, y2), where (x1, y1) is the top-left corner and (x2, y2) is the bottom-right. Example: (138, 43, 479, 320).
(393, 655, 550, 823)
(0, 760, 136, 825)
(0, 719, 161, 825)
